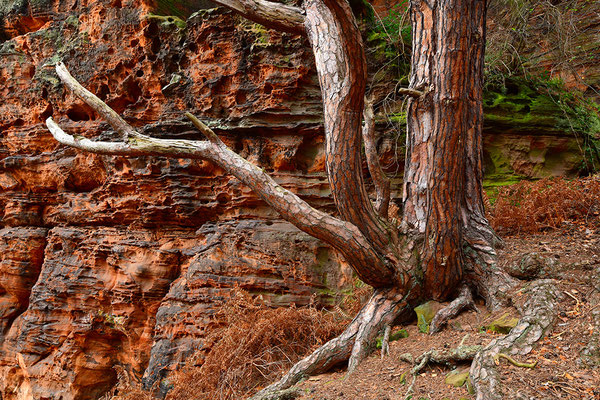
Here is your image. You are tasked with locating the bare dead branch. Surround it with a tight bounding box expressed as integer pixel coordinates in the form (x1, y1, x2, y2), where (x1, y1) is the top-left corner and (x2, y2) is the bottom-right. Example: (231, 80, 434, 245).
(362, 98, 391, 219)
(47, 117, 214, 157)
(184, 112, 223, 144)
(401, 341, 482, 398)
(47, 62, 395, 286)
(212, 0, 305, 35)
(55, 62, 138, 139)
(396, 87, 424, 98)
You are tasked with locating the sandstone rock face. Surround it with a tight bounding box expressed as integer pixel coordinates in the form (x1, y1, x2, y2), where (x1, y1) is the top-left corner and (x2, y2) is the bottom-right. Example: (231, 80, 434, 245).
(0, 0, 598, 399)
(0, 1, 340, 398)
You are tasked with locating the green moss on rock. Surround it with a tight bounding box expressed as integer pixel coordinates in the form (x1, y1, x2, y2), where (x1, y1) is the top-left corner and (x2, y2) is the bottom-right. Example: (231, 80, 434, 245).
(487, 313, 519, 334)
(445, 369, 470, 387)
(414, 301, 441, 334)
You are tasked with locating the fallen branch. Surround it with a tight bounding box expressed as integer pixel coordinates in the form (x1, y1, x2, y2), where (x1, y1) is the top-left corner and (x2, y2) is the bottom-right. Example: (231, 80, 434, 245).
(400, 339, 482, 398)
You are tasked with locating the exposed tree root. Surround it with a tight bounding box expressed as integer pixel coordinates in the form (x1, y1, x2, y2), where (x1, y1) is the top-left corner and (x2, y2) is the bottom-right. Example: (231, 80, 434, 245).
(400, 336, 482, 397)
(464, 242, 518, 311)
(430, 284, 477, 334)
(470, 279, 562, 400)
(250, 388, 301, 400)
(249, 288, 410, 400)
(380, 324, 391, 359)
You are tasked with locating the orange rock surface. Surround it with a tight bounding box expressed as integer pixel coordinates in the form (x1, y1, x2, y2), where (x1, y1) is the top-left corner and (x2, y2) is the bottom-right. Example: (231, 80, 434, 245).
(0, 1, 343, 398)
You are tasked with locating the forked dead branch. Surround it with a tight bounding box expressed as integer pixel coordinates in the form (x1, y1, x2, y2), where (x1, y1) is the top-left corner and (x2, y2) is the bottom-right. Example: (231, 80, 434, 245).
(44, 0, 562, 399)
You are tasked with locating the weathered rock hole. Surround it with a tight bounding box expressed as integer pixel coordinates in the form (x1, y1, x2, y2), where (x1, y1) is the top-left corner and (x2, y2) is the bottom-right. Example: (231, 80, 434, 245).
(97, 83, 110, 101)
(114, 158, 130, 172)
(107, 47, 114, 55)
(188, 42, 198, 53)
(216, 192, 231, 204)
(39, 103, 54, 121)
(66, 105, 92, 121)
(136, 70, 144, 77)
(14, 118, 24, 127)
(130, 39, 139, 48)
(4, 16, 49, 38)
(151, 37, 161, 55)
(144, 21, 159, 38)
(265, 83, 273, 94)
(127, 79, 143, 102)
(235, 91, 247, 105)
(179, 54, 189, 68)
(53, 242, 63, 251)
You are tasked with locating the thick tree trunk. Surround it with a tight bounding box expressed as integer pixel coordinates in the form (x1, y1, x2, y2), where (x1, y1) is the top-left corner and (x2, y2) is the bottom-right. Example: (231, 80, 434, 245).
(402, 0, 490, 300)
(458, 0, 518, 308)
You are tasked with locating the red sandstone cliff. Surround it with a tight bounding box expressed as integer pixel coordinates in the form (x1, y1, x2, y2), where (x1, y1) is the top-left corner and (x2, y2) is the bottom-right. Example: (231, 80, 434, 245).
(0, 1, 348, 398)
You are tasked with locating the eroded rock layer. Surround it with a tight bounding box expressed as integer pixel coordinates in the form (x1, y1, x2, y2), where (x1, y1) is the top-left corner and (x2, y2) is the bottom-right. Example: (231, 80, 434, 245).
(0, 1, 341, 398)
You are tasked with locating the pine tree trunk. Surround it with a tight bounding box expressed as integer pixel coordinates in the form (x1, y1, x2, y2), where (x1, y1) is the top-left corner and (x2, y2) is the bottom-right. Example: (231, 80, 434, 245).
(401, 0, 490, 300)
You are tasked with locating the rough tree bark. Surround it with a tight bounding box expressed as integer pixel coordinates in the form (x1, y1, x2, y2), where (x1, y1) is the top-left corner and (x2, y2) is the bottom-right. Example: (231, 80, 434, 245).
(44, 0, 559, 399)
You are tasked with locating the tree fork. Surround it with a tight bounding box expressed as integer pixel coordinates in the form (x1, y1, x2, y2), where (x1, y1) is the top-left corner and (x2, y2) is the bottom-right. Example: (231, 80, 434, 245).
(304, 0, 395, 258)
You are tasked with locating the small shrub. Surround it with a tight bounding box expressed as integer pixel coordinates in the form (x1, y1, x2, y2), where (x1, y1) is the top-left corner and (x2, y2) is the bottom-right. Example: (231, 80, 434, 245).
(164, 289, 348, 400)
